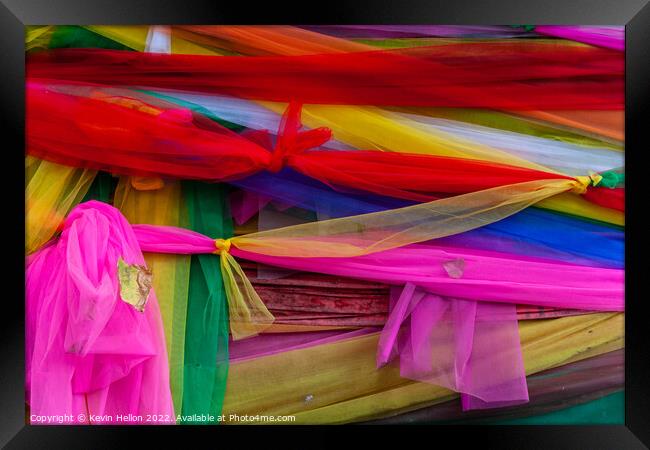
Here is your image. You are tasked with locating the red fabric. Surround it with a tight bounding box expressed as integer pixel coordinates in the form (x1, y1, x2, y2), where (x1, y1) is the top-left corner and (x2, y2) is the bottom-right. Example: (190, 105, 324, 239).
(241, 262, 591, 327)
(26, 44, 623, 109)
(27, 81, 271, 181)
(583, 187, 625, 212)
(27, 83, 577, 203)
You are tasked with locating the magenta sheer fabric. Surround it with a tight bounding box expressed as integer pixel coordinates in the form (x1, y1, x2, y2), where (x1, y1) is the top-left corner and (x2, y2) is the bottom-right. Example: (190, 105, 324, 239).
(534, 26, 624, 51)
(132, 224, 623, 311)
(378, 283, 528, 410)
(26, 201, 174, 424)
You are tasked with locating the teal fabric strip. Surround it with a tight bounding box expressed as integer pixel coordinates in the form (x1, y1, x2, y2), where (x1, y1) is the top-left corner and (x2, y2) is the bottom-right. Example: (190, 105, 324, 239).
(487, 391, 624, 425)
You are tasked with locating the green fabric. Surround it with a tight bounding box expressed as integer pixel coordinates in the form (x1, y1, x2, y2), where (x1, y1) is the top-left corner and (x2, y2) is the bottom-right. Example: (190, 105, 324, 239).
(81, 171, 117, 204)
(432, 391, 624, 425)
(598, 170, 625, 189)
(490, 391, 624, 425)
(180, 181, 233, 424)
(510, 25, 537, 32)
(48, 25, 133, 51)
(138, 90, 247, 132)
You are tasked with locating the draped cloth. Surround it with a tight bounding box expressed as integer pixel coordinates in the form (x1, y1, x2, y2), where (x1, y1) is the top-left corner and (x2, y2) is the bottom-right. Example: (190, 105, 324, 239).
(26, 81, 621, 216)
(28, 201, 622, 410)
(26, 202, 174, 423)
(24, 25, 625, 419)
(377, 284, 528, 410)
(26, 45, 623, 109)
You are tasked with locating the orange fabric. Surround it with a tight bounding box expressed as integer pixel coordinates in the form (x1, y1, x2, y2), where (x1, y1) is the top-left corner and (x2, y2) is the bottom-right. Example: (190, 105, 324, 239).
(175, 26, 371, 56)
(514, 110, 624, 142)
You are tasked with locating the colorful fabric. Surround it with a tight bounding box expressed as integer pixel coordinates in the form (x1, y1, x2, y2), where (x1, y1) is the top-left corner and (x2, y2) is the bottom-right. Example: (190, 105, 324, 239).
(24, 25, 625, 423)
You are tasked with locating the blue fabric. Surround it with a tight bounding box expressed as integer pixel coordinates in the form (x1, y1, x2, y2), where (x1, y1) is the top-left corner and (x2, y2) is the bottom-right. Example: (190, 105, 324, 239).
(231, 169, 624, 269)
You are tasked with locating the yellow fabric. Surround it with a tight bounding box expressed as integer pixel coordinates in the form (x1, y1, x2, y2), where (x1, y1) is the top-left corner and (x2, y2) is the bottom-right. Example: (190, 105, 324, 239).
(25, 26, 54, 51)
(85, 25, 227, 56)
(222, 312, 623, 424)
(113, 177, 191, 415)
(206, 179, 597, 327)
(230, 179, 588, 258)
(214, 240, 274, 340)
(85, 26, 149, 52)
(537, 193, 624, 226)
(387, 106, 623, 151)
(25, 156, 96, 254)
(261, 101, 552, 172)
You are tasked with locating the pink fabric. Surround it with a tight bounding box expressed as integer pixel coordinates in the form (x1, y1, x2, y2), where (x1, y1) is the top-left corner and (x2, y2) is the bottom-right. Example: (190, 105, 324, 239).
(130, 221, 622, 410)
(535, 26, 624, 51)
(229, 328, 376, 363)
(132, 224, 624, 311)
(26, 201, 174, 424)
(229, 190, 272, 226)
(378, 284, 528, 410)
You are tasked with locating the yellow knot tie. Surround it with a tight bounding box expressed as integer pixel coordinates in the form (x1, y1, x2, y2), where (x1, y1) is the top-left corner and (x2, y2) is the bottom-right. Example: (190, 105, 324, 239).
(214, 238, 231, 254)
(572, 173, 603, 195)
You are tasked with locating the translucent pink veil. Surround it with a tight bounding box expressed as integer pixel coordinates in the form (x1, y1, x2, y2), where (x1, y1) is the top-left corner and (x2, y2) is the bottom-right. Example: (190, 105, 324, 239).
(26, 201, 174, 424)
(377, 283, 528, 410)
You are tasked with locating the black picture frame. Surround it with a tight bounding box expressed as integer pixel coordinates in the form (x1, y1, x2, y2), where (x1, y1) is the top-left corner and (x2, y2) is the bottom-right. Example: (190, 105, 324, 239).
(1, 1, 648, 447)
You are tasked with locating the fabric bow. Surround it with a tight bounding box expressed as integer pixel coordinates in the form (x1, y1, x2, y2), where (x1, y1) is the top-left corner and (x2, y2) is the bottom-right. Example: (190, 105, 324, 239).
(266, 101, 332, 173)
(213, 238, 274, 340)
(571, 172, 603, 194)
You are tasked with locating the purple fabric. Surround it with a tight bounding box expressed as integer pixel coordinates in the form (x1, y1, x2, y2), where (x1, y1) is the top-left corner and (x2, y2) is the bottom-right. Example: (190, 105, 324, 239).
(301, 25, 532, 39)
(229, 328, 376, 362)
(378, 283, 528, 410)
(535, 26, 624, 51)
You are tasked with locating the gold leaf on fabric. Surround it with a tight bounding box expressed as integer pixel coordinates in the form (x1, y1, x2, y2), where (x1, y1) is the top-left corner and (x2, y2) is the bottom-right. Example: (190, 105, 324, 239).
(442, 258, 465, 279)
(117, 257, 153, 312)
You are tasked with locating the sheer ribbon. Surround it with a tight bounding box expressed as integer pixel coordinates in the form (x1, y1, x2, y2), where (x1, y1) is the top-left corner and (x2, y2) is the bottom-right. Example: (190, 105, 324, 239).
(213, 238, 274, 340)
(133, 177, 624, 316)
